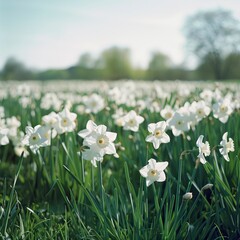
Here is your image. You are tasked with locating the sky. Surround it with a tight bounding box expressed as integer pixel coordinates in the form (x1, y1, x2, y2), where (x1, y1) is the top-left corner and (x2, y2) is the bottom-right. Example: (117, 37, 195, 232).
(1, 0, 240, 70)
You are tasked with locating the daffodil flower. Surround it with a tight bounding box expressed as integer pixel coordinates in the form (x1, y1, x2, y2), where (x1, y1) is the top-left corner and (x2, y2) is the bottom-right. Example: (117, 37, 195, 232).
(145, 121, 170, 149)
(139, 158, 168, 187)
(196, 135, 210, 164)
(219, 132, 234, 161)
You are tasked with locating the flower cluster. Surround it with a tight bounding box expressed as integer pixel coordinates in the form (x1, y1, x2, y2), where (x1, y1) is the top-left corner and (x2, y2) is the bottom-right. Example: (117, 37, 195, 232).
(78, 120, 118, 167)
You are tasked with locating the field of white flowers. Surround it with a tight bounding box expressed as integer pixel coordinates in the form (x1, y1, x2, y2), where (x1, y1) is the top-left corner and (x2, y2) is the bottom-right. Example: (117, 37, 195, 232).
(0, 80, 240, 239)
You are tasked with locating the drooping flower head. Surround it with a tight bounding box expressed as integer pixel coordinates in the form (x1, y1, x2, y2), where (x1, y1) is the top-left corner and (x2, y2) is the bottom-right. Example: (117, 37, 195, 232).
(196, 135, 210, 164)
(219, 132, 234, 161)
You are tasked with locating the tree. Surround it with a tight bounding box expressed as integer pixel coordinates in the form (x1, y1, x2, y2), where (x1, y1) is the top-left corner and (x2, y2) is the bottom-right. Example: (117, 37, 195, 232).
(1, 57, 35, 80)
(147, 52, 172, 80)
(183, 9, 240, 80)
(98, 47, 133, 80)
(77, 53, 95, 69)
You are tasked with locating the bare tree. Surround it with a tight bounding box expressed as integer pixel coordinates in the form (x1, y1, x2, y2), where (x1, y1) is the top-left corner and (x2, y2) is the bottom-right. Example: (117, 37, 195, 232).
(183, 9, 240, 80)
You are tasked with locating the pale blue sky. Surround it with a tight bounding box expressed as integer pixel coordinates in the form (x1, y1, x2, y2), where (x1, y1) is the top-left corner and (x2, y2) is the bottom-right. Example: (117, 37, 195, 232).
(1, 0, 240, 70)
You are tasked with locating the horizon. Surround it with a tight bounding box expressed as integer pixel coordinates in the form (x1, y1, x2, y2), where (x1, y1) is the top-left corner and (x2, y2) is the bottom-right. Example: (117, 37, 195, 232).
(1, 0, 240, 71)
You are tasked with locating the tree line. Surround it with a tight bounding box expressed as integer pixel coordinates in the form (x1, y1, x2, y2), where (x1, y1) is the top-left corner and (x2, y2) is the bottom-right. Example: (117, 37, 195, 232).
(1, 9, 240, 81)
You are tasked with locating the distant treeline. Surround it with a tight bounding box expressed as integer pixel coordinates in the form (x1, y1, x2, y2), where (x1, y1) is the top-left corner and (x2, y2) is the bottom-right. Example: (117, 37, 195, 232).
(1, 9, 240, 81)
(1, 47, 240, 81)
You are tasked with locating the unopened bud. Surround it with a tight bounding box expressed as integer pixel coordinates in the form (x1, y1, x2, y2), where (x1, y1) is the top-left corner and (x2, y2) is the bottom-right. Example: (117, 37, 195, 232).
(183, 192, 193, 200)
(201, 183, 213, 191)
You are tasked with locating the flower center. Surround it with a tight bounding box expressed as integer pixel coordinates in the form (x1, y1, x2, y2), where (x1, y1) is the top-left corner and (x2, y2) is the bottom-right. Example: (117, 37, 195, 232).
(220, 105, 227, 113)
(98, 138, 105, 145)
(62, 118, 68, 126)
(150, 169, 157, 176)
(154, 130, 162, 137)
(198, 109, 203, 115)
(128, 119, 136, 126)
(166, 112, 172, 119)
(177, 121, 182, 126)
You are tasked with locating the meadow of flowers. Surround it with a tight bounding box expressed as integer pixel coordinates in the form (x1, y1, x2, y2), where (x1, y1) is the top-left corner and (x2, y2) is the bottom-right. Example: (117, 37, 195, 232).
(0, 80, 240, 239)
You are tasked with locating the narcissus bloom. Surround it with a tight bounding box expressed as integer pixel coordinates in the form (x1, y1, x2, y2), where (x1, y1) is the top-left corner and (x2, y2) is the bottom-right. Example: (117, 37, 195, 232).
(79, 121, 117, 167)
(168, 111, 190, 136)
(54, 107, 77, 134)
(219, 132, 234, 161)
(139, 158, 168, 187)
(22, 125, 49, 154)
(122, 110, 144, 132)
(196, 135, 210, 164)
(145, 121, 170, 149)
(212, 98, 233, 123)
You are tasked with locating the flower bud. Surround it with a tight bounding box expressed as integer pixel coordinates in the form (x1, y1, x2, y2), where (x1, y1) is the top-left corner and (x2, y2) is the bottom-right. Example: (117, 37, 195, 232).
(201, 183, 213, 191)
(183, 192, 193, 200)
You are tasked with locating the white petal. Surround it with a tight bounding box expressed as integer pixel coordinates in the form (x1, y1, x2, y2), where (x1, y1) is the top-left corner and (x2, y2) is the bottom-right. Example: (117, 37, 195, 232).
(148, 123, 156, 133)
(97, 125, 107, 135)
(86, 120, 97, 131)
(156, 121, 166, 130)
(78, 129, 90, 138)
(152, 139, 160, 149)
(196, 135, 204, 147)
(161, 133, 170, 143)
(156, 171, 166, 182)
(145, 135, 154, 142)
(106, 132, 117, 141)
(146, 178, 154, 187)
(155, 161, 168, 171)
(139, 166, 148, 177)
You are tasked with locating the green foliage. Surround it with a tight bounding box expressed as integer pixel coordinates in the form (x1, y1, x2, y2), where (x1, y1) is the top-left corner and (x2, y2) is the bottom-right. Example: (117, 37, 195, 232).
(0, 85, 240, 239)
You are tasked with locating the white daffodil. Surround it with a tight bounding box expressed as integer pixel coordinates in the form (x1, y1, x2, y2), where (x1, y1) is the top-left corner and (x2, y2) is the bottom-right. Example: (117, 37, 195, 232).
(84, 125, 117, 157)
(160, 105, 174, 121)
(0, 128, 9, 145)
(42, 112, 59, 128)
(219, 132, 234, 161)
(212, 98, 234, 123)
(122, 110, 144, 132)
(22, 125, 49, 154)
(190, 100, 211, 121)
(83, 93, 105, 114)
(145, 121, 170, 149)
(139, 158, 168, 187)
(54, 107, 77, 134)
(79, 122, 117, 167)
(196, 135, 210, 164)
(168, 111, 190, 136)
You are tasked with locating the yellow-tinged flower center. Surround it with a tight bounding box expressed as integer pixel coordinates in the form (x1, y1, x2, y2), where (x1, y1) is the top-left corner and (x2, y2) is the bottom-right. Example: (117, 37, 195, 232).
(98, 138, 105, 145)
(150, 169, 157, 176)
(198, 109, 203, 115)
(32, 136, 37, 141)
(166, 112, 172, 119)
(62, 118, 68, 126)
(154, 130, 162, 137)
(128, 119, 136, 126)
(220, 105, 227, 113)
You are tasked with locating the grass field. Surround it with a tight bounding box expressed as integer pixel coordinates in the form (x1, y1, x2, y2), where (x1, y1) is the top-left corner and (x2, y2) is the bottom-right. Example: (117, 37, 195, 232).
(0, 80, 240, 239)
